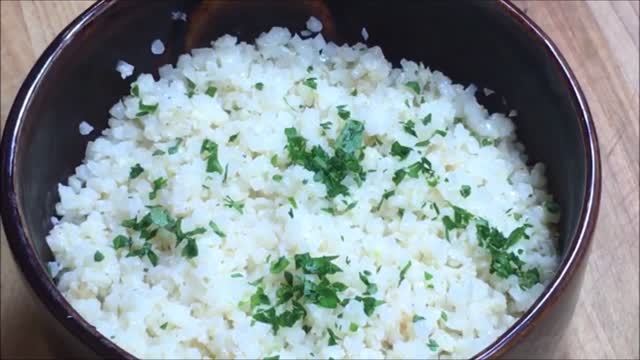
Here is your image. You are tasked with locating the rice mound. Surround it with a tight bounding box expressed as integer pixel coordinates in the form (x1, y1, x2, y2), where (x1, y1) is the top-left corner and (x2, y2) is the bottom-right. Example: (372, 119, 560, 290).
(46, 25, 559, 359)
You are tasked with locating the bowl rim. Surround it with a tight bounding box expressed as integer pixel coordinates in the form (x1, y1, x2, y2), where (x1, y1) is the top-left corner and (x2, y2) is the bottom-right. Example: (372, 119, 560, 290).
(0, 0, 601, 358)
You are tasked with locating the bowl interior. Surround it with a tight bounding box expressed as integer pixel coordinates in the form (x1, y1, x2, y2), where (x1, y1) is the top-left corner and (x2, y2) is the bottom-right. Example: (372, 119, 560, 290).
(5, 0, 590, 357)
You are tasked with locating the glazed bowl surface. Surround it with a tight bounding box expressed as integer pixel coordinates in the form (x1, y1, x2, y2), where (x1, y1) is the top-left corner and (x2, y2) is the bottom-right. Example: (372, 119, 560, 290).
(0, 0, 600, 358)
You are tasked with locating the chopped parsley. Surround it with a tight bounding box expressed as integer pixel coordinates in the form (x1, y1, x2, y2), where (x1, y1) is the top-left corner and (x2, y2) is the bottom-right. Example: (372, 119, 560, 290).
(205, 86, 218, 97)
(415, 140, 430, 147)
(349, 322, 359, 332)
(320, 121, 332, 130)
(93, 251, 104, 262)
(403, 119, 418, 137)
(223, 196, 244, 214)
(160, 322, 168, 330)
(185, 78, 196, 97)
(302, 77, 317, 89)
(336, 105, 350, 120)
(126, 242, 159, 266)
(359, 272, 378, 295)
(167, 138, 182, 155)
(270, 154, 279, 167)
(545, 201, 560, 213)
(201, 139, 223, 174)
(136, 101, 158, 116)
(392, 169, 406, 186)
(440, 311, 448, 321)
(149, 177, 168, 200)
(223, 164, 229, 183)
(424, 271, 433, 281)
(130, 84, 139, 97)
(422, 113, 432, 125)
(272, 174, 283, 182)
(481, 138, 494, 146)
(129, 164, 144, 179)
(228, 133, 239, 143)
(263, 356, 279, 360)
(270, 256, 290, 274)
(374, 190, 395, 212)
(327, 328, 341, 346)
(288, 197, 298, 209)
(355, 295, 384, 316)
(152, 149, 165, 156)
(405, 81, 421, 94)
(112, 235, 132, 249)
(350, 88, 358, 96)
(208, 221, 226, 238)
(255, 82, 264, 91)
(434, 129, 447, 137)
(412, 314, 425, 322)
(460, 185, 471, 198)
(231, 273, 244, 278)
(427, 338, 439, 352)
(398, 261, 412, 286)
(390, 141, 412, 160)
(284, 121, 366, 199)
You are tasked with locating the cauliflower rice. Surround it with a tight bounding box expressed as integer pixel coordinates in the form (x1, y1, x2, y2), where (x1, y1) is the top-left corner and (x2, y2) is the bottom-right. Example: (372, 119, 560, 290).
(47, 23, 560, 359)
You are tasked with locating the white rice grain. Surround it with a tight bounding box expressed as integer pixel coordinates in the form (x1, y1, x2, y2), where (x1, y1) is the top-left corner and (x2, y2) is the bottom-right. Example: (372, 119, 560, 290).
(78, 121, 93, 135)
(151, 39, 165, 55)
(115, 60, 134, 79)
(306, 16, 322, 32)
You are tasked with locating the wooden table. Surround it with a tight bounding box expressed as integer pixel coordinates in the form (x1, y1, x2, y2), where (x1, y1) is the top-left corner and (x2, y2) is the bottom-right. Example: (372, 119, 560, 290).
(1, 1, 638, 358)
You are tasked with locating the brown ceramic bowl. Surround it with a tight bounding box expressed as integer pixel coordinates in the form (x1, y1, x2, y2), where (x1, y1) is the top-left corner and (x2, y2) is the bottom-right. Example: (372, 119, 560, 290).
(1, 0, 600, 358)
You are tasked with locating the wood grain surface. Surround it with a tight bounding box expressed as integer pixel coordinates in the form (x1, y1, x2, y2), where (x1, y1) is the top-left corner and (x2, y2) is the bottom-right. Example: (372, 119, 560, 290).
(1, 1, 638, 359)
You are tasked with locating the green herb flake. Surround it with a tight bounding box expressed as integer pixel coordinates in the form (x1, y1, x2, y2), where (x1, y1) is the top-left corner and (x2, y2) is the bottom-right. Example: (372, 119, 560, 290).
(223, 196, 244, 214)
(441, 311, 448, 321)
(93, 251, 104, 262)
(398, 261, 412, 286)
(272, 174, 283, 182)
(167, 138, 182, 155)
(201, 139, 223, 174)
(390, 141, 412, 160)
(181, 237, 198, 258)
(302, 77, 318, 90)
(355, 296, 385, 316)
(327, 328, 341, 346)
(263, 355, 280, 360)
(205, 86, 218, 97)
(405, 81, 421, 94)
(160, 322, 168, 330)
(223, 164, 229, 184)
(374, 189, 395, 212)
(152, 149, 165, 156)
(481, 138, 493, 146)
(415, 140, 430, 147)
(412, 314, 425, 323)
(228, 133, 239, 143)
(336, 105, 351, 120)
(270, 154, 279, 167)
(427, 338, 439, 352)
(270, 256, 290, 274)
(434, 129, 447, 137)
(545, 201, 560, 213)
(424, 271, 433, 281)
(112, 235, 132, 249)
(149, 177, 168, 200)
(288, 197, 298, 209)
(349, 322, 359, 332)
(136, 101, 159, 116)
(460, 185, 471, 198)
(208, 221, 226, 238)
(130, 84, 139, 97)
(231, 273, 244, 278)
(359, 272, 378, 295)
(350, 88, 358, 96)
(422, 113, 432, 125)
(255, 82, 264, 91)
(185, 78, 196, 97)
(306, 65, 313, 73)
(403, 120, 418, 137)
(129, 164, 144, 179)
